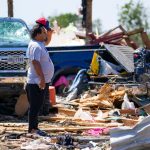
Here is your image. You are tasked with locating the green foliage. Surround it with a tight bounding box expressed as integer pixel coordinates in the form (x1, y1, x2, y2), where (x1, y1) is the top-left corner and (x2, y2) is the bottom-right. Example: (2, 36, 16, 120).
(48, 13, 80, 28)
(118, 0, 149, 46)
(118, 0, 149, 31)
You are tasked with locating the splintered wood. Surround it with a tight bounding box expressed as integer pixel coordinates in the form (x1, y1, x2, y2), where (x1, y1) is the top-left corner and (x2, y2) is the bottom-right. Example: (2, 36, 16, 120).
(70, 83, 125, 109)
(0, 83, 140, 143)
(35, 83, 127, 130)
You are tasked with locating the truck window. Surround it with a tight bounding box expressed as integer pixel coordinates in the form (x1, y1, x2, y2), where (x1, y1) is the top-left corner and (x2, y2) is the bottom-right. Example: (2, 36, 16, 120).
(0, 20, 30, 47)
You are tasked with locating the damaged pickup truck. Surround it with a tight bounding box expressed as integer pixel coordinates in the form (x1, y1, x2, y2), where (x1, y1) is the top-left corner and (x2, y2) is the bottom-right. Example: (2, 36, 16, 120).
(0, 17, 30, 98)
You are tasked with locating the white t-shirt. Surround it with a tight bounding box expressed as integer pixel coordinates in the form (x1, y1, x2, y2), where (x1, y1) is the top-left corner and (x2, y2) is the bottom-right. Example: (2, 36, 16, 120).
(26, 40, 54, 84)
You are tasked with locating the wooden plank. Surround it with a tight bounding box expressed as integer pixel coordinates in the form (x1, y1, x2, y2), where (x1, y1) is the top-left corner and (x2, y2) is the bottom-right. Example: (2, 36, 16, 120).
(0, 122, 123, 133)
(42, 124, 123, 132)
(39, 116, 109, 123)
(58, 107, 76, 116)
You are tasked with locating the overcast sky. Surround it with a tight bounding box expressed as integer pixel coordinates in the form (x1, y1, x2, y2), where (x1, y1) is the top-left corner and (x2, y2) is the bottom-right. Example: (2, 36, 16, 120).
(1, 0, 150, 31)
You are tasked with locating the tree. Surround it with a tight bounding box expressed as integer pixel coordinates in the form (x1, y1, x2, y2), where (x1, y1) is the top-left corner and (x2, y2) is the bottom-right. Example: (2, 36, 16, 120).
(118, 0, 149, 31)
(81, 0, 87, 28)
(7, 0, 13, 17)
(81, 0, 93, 34)
(86, 0, 93, 34)
(118, 0, 149, 45)
(48, 13, 80, 28)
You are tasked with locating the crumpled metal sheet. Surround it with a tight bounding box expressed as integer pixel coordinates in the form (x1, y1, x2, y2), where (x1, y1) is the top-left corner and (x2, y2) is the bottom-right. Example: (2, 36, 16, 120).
(110, 115, 150, 150)
(105, 44, 134, 73)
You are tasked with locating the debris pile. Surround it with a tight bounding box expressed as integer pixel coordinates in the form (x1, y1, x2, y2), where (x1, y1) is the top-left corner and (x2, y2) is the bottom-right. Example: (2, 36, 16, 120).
(0, 25, 149, 149)
(87, 25, 150, 50)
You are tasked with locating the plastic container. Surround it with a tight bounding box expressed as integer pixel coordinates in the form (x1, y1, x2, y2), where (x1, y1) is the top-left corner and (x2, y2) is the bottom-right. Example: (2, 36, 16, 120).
(49, 86, 56, 105)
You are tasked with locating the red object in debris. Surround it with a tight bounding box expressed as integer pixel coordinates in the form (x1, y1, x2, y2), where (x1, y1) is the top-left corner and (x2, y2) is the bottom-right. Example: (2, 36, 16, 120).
(89, 32, 124, 45)
(49, 86, 56, 105)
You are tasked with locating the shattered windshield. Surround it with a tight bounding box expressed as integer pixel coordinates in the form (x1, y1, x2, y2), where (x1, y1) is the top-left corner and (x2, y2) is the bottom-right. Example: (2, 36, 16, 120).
(0, 20, 30, 47)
